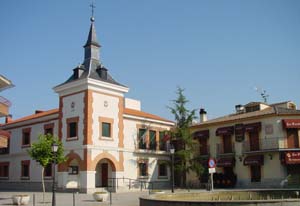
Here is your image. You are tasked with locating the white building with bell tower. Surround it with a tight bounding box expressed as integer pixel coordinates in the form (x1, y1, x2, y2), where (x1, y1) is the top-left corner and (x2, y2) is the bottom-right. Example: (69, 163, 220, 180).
(0, 15, 174, 193)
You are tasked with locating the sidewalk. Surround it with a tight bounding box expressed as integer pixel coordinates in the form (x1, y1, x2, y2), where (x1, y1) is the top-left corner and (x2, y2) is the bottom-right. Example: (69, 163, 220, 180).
(0, 191, 148, 206)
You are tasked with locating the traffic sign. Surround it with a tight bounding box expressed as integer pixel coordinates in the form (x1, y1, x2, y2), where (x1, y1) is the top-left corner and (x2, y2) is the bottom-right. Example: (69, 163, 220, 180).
(208, 158, 216, 168)
(209, 168, 216, 174)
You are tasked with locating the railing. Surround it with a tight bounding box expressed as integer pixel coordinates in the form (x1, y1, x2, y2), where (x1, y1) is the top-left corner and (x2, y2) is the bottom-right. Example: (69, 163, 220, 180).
(107, 177, 168, 193)
(216, 143, 235, 155)
(242, 137, 292, 153)
(135, 143, 169, 153)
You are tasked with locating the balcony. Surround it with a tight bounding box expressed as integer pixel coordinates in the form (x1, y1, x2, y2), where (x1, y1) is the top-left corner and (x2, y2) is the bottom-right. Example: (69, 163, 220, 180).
(242, 137, 300, 153)
(0, 96, 11, 117)
(216, 143, 235, 156)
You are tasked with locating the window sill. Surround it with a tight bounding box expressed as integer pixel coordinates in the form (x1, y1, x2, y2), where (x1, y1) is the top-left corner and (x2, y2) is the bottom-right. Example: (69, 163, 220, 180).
(66, 137, 78, 141)
(20, 177, 30, 180)
(0, 177, 9, 180)
(44, 176, 53, 180)
(99, 136, 113, 141)
(21, 145, 31, 148)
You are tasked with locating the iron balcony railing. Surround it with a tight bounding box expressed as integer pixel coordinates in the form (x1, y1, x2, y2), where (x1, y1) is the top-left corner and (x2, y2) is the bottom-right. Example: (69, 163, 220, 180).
(242, 137, 292, 153)
(216, 143, 235, 155)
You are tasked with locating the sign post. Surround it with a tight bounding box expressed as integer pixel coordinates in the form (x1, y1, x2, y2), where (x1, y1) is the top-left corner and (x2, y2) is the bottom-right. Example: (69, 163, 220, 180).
(208, 158, 216, 191)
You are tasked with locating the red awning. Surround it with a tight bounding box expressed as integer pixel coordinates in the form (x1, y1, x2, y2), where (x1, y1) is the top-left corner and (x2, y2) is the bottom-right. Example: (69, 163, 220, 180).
(194, 130, 209, 139)
(244, 155, 264, 166)
(285, 152, 300, 164)
(216, 126, 234, 136)
(244, 122, 261, 132)
(282, 119, 300, 129)
(217, 157, 235, 167)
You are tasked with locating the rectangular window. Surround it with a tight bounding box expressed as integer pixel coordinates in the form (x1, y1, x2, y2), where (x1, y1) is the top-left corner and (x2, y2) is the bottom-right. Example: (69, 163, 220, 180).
(199, 138, 208, 155)
(44, 163, 52, 177)
(250, 165, 261, 182)
(44, 123, 54, 135)
(158, 162, 167, 177)
(99, 117, 114, 140)
(0, 162, 9, 178)
(21, 160, 30, 179)
(102, 122, 111, 137)
(138, 129, 147, 149)
(149, 130, 156, 150)
(159, 132, 166, 151)
(45, 128, 53, 135)
(249, 131, 260, 151)
(68, 166, 79, 175)
(139, 162, 148, 177)
(22, 128, 31, 147)
(223, 135, 232, 153)
(69, 122, 77, 137)
(67, 117, 79, 140)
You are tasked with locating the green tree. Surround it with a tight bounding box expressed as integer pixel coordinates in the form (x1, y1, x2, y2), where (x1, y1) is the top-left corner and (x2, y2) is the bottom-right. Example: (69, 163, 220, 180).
(28, 134, 66, 203)
(168, 87, 203, 187)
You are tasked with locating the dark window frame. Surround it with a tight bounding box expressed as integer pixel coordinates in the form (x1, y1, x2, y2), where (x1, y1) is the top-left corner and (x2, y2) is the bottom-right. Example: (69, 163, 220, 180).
(22, 128, 31, 147)
(0, 162, 9, 179)
(66, 117, 79, 140)
(21, 160, 30, 179)
(158, 162, 168, 177)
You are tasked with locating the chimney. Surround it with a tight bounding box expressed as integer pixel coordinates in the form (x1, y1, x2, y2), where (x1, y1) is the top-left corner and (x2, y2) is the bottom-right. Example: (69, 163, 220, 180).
(35, 110, 44, 114)
(5, 114, 12, 124)
(235, 104, 244, 114)
(199, 108, 207, 123)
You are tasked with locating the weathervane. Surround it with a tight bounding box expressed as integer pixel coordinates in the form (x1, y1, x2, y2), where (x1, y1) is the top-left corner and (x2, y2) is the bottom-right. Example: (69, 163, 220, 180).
(90, 1, 96, 21)
(254, 87, 269, 103)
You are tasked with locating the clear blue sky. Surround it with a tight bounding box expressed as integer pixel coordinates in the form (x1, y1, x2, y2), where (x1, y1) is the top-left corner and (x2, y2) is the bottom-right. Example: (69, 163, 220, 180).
(0, 0, 300, 122)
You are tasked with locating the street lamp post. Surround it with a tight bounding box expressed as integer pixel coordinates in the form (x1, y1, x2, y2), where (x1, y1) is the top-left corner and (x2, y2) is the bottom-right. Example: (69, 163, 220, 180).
(51, 143, 59, 206)
(170, 146, 175, 193)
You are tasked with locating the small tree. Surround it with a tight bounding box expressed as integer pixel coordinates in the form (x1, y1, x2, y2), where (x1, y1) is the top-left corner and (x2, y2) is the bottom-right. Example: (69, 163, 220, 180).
(28, 134, 66, 203)
(168, 87, 203, 187)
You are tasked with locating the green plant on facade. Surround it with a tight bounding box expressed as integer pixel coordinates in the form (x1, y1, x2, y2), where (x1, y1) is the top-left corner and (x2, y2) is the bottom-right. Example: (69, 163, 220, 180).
(28, 133, 66, 203)
(168, 87, 204, 187)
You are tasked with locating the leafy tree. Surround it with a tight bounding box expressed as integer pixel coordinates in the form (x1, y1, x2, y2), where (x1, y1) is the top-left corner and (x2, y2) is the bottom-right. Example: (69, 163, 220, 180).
(168, 87, 203, 187)
(28, 134, 66, 203)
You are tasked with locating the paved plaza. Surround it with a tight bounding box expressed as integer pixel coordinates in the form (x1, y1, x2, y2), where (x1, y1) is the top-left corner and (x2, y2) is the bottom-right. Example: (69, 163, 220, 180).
(0, 191, 148, 206)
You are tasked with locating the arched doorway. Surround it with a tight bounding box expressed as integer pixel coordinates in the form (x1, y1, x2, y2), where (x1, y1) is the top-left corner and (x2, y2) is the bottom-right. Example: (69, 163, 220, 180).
(95, 158, 116, 187)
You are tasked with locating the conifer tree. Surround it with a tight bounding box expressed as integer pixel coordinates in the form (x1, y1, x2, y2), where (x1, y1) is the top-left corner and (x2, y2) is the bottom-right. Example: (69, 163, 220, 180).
(168, 87, 203, 187)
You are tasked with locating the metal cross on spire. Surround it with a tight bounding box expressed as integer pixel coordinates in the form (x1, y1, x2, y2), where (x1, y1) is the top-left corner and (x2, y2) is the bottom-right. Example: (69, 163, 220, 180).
(90, 1, 96, 21)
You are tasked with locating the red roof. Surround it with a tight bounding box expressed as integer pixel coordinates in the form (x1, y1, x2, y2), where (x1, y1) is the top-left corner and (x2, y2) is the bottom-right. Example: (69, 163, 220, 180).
(4, 109, 59, 126)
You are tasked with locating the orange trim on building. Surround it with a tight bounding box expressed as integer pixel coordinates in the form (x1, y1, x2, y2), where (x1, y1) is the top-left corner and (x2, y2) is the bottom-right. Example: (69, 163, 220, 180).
(90, 151, 119, 171)
(58, 97, 63, 140)
(83, 90, 93, 145)
(58, 150, 84, 172)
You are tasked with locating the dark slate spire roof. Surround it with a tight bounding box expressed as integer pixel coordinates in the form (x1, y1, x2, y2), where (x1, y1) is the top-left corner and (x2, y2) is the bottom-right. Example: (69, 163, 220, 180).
(57, 17, 126, 88)
(84, 17, 100, 48)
